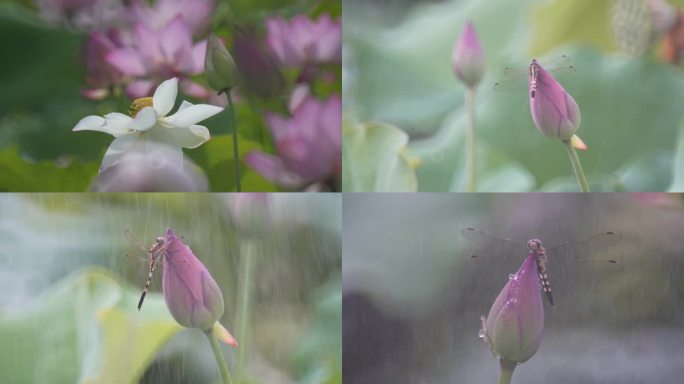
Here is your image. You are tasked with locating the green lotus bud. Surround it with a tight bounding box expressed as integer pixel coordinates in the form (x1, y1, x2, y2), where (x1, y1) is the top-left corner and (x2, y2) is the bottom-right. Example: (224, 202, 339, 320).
(205, 34, 239, 92)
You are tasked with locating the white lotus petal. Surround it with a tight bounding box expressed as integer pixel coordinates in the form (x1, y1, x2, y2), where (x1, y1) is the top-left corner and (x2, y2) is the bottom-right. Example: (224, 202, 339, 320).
(73, 115, 105, 132)
(129, 107, 158, 131)
(164, 104, 223, 128)
(143, 128, 185, 168)
(169, 124, 211, 148)
(177, 100, 194, 113)
(99, 134, 136, 172)
(103, 113, 133, 137)
(153, 78, 178, 117)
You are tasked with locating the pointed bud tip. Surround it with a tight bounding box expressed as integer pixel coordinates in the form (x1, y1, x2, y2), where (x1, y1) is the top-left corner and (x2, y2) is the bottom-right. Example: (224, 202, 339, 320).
(213, 322, 239, 348)
(451, 20, 485, 88)
(205, 34, 239, 92)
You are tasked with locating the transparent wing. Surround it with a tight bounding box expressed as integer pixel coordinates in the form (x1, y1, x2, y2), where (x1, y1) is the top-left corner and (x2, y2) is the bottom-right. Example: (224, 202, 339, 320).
(493, 55, 576, 93)
(549, 232, 623, 269)
(124, 229, 148, 253)
(460, 227, 527, 261)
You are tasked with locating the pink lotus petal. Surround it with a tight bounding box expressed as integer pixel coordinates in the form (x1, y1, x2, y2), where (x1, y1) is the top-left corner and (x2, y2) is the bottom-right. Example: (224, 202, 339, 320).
(320, 94, 342, 157)
(106, 48, 147, 76)
(134, 22, 163, 65)
(126, 80, 156, 99)
(264, 113, 292, 143)
(245, 151, 305, 189)
(289, 84, 311, 112)
(161, 15, 193, 69)
(190, 40, 208, 75)
(81, 88, 109, 100)
(277, 136, 329, 182)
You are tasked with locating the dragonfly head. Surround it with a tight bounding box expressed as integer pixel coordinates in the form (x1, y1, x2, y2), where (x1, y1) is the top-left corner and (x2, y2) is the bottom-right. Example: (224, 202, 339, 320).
(155, 237, 165, 245)
(527, 238, 543, 252)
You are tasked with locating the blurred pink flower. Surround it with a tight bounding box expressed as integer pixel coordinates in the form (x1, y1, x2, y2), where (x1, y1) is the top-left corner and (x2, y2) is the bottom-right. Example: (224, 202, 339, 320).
(266, 13, 341, 67)
(228, 193, 271, 236)
(245, 95, 341, 190)
(529, 59, 581, 140)
(162, 228, 226, 331)
(480, 253, 544, 364)
(451, 21, 486, 88)
(105, 15, 210, 99)
(232, 31, 284, 98)
(127, 0, 215, 37)
(82, 29, 126, 100)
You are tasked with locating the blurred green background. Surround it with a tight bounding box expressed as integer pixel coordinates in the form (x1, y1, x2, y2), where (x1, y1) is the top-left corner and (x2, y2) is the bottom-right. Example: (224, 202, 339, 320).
(0, 193, 341, 384)
(343, 0, 684, 192)
(343, 193, 684, 383)
(0, 0, 341, 192)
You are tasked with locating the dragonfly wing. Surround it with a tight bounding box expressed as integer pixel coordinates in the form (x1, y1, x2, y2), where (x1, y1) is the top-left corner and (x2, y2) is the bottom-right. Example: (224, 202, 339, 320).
(549, 232, 623, 268)
(460, 227, 526, 261)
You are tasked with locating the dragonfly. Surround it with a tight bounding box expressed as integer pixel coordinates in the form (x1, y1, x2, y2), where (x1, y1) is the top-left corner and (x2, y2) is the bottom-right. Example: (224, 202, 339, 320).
(125, 229, 170, 310)
(492, 55, 576, 96)
(460, 227, 623, 306)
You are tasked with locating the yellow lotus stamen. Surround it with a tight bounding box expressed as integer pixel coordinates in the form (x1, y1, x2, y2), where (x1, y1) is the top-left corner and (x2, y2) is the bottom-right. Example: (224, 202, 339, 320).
(129, 97, 154, 117)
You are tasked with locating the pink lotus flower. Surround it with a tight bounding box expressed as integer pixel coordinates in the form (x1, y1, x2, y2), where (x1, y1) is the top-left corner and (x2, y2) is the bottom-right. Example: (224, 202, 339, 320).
(265, 13, 342, 67)
(480, 253, 544, 364)
(82, 29, 126, 100)
(245, 95, 341, 190)
(228, 193, 271, 236)
(127, 0, 215, 37)
(451, 21, 486, 88)
(105, 15, 210, 99)
(162, 228, 226, 331)
(529, 59, 581, 140)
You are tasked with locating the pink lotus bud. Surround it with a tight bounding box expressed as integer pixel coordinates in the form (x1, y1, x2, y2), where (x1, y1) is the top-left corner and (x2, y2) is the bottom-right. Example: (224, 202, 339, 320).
(529, 60, 581, 140)
(162, 228, 225, 331)
(480, 254, 544, 364)
(451, 21, 486, 88)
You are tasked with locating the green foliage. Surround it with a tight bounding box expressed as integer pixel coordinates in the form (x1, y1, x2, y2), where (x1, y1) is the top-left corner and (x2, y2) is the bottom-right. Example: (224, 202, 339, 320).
(293, 278, 342, 384)
(0, 146, 97, 191)
(342, 122, 418, 192)
(0, 268, 182, 384)
(669, 121, 684, 191)
(187, 134, 278, 192)
(344, 0, 684, 191)
(530, 0, 616, 55)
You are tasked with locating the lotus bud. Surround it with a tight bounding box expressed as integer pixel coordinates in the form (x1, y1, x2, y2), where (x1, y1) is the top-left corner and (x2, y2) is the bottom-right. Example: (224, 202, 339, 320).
(480, 254, 544, 364)
(205, 34, 239, 93)
(451, 21, 486, 88)
(162, 228, 226, 331)
(529, 60, 581, 140)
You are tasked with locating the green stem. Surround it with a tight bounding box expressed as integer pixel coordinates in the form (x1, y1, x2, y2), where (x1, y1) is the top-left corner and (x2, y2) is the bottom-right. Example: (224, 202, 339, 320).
(498, 359, 516, 384)
(235, 240, 256, 382)
(226, 91, 242, 192)
(465, 87, 477, 192)
(563, 139, 590, 192)
(205, 329, 233, 384)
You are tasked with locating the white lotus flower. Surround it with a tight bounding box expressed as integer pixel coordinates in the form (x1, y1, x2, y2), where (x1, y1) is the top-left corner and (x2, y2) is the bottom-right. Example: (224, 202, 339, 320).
(73, 77, 223, 172)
